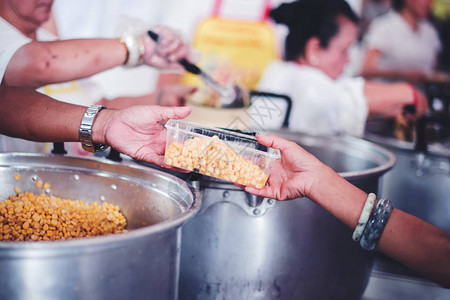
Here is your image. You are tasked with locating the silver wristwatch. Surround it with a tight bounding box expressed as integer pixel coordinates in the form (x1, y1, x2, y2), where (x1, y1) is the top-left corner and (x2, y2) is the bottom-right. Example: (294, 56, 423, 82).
(79, 105, 109, 153)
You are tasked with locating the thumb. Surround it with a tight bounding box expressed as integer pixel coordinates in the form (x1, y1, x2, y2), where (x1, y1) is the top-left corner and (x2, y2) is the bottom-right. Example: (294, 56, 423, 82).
(256, 133, 293, 152)
(156, 106, 191, 121)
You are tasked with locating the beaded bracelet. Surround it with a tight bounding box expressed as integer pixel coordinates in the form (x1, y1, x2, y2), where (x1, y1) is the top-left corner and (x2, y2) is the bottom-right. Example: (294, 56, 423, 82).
(360, 198, 393, 251)
(352, 193, 377, 242)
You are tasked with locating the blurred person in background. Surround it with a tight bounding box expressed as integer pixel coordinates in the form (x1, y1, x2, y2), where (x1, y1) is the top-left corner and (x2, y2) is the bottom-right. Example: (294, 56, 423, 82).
(359, 0, 447, 83)
(431, 0, 450, 73)
(254, 0, 428, 137)
(0, 0, 194, 153)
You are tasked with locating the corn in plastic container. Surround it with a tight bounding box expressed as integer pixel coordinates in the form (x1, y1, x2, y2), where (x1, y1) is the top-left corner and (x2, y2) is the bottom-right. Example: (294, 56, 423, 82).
(164, 119, 281, 188)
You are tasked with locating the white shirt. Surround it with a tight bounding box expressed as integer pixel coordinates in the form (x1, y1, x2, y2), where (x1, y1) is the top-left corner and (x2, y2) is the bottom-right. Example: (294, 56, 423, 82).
(51, 0, 163, 99)
(254, 61, 368, 137)
(363, 11, 441, 76)
(0, 17, 103, 154)
(0, 19, 30, 83)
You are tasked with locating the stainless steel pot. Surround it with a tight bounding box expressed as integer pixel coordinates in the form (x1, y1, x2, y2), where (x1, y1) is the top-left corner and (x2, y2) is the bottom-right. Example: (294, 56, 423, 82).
(0, 153, 201, 300)
(178, 131, 395, 300)
(364, 114, 450, 234)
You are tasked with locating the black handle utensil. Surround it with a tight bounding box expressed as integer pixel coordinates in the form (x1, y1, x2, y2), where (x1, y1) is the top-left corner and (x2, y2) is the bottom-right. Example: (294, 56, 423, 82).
(147, 30, 234, 98)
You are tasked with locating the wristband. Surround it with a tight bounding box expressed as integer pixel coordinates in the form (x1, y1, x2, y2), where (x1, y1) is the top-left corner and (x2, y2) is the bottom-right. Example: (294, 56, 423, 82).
(120, 35, 145, 67)
(360, 198, 393, 251)
(352, 193, 376, 242)
(79, 105, 109, 153)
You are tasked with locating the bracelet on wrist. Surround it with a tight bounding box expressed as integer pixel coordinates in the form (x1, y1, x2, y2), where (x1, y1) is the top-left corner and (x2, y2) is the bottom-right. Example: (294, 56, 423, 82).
(79, 105, 109, 153)
(360, 198, 393, 251)
(352, 193, 377, 242)
(120, 35, 145, 67)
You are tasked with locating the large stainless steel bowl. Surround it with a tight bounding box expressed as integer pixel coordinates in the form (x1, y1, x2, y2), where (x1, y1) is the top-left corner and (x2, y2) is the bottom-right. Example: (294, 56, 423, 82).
(365, 114, 450, 234)
(0, 153, 201, 300)
(178, 131, 395, 300)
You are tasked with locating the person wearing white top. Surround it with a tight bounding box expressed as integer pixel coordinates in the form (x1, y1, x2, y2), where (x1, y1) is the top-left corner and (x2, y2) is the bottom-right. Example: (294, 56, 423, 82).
(254, 0, 429, 137)
(0, 17, 103, 153)
(258, 61, 368, 136)
(0, 0, 192, 154)
(360, 0, 442, 82)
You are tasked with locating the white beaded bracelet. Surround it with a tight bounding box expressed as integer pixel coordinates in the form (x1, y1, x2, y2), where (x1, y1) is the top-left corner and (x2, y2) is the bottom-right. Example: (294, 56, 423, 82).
(120, 35, 145, 67)
(352, 193, 376, 242)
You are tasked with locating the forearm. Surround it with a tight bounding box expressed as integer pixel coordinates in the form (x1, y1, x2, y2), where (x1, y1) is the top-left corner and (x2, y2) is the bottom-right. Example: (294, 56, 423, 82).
(4, 39, 127, 88)
(308, 165, 368, 229)
(96, 94, 157, 110)
(0, 86, 85, 142)
(361, 66, 404, 80)
(308, 164, 450, 287)
(377, 210, 450, 288)
(361, 49, 399, 79)
(364, 81, 413, 116)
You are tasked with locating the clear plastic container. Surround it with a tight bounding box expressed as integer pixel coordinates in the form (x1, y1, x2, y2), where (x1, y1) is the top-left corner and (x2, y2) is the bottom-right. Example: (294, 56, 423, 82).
(164, 119, 281, 188)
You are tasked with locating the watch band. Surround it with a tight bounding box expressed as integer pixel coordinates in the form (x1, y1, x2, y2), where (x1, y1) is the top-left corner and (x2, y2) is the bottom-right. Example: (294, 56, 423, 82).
(79, 105, 109, 153)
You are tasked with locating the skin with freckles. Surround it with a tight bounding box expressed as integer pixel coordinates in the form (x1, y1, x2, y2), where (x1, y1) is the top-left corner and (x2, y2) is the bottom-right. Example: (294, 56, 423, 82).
(0, 0, 193, 108)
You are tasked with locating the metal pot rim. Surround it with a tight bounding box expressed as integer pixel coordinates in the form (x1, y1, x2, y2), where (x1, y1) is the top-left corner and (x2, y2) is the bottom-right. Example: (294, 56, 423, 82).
(0, 153, 201, 252)
(266, 130, 396, 179)
(364, 131, 450, 158)
(336, 135, 396, 180)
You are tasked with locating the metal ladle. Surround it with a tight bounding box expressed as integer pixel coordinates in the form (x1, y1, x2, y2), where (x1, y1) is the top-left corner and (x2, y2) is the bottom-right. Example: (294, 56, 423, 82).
(147, 30, 247, 108)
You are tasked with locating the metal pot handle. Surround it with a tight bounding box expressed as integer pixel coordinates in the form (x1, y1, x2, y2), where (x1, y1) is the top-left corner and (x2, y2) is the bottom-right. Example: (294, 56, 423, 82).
(52, 142, 67, 155)
(249, 91, 293, 128)
(106, 148, 122, 162)
(187, 176, 276, 216)
(51, 142, 122, 163)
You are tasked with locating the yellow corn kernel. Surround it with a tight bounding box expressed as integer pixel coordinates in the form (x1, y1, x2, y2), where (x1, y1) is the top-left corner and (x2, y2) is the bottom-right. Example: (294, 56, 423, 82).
(0, 192, 127, 242)
(14, 174, 21, 181)
(165, 136, 269, 188)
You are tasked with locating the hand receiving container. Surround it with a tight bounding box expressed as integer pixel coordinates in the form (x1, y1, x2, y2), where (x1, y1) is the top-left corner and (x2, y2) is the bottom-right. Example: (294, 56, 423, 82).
(164, 119, 281, 188)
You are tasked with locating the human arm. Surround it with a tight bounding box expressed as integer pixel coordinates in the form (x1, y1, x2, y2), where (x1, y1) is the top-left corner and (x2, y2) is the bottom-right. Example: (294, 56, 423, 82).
(245, 133, 450, 288)
(360, 49, 429, 82)
(4, 38, 128, 88)
(0, 85, 191, 166)
(3, 27, 188, 88)
(364, 81, 428, 118)
(96, 85, 196, 109)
